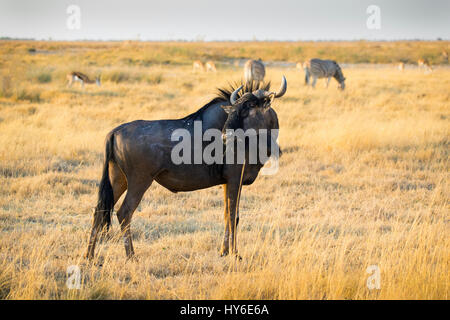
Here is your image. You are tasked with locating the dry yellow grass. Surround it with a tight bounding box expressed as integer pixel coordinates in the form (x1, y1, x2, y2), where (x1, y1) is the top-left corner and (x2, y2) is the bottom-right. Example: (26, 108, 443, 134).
(0, 41, 448, 299)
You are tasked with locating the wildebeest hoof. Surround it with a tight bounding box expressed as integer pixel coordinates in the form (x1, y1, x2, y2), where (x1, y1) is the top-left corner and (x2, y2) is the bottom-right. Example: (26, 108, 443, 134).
(126, 254, 138, 262)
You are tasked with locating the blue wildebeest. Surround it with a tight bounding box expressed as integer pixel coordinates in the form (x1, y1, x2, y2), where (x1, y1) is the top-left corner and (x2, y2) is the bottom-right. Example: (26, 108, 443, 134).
(86, 77, 287, 260)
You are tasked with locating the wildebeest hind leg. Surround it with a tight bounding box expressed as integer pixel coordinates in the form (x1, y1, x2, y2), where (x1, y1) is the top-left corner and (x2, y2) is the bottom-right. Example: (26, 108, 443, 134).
(86, 162, 127, 259)
(110, 162, 127, 205)
(116, 178, 152, 259)
(97, 162, 127, 242)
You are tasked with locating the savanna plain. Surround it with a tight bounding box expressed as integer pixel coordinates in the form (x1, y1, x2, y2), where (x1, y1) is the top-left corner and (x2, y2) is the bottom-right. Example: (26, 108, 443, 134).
(0, 41, 448, 299)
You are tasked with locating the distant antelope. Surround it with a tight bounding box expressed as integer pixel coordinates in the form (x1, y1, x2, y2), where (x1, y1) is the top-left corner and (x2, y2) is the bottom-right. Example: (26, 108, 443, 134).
(192, 60, 205, 73)
(244, 59, 265, 83)
(397, 62, 405, 71)
(304, 58, 346, 90)
(417, 59, 433, 73)
(205, 61, 217, 72)
(67, 72, 101, 88)
(296, 62, 303, 70)
(442, 51, 448, 62)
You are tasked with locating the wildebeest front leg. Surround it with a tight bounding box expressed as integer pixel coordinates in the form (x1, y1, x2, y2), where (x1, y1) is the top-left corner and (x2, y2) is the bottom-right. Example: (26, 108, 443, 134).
(220, 184, 230, 256)
(225, 179, 243, 258)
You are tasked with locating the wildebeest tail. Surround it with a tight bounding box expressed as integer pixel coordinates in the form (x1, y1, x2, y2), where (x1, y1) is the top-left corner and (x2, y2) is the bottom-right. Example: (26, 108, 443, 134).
(94, 132, 115, 230)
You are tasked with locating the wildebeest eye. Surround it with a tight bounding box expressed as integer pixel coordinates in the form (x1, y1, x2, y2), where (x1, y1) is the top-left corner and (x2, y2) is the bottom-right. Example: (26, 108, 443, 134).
(250, 101, 259, 109)
(240, 108, 249, 117)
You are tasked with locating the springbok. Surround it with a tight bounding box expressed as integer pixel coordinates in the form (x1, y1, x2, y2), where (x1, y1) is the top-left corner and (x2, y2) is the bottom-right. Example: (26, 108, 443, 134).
(86, 77, 287, 260)
(296, 62, 303, 70)
(397, 62, 405, 71)
(442, 51, 448, 62)
(192, 60, 205, 73)
(244, 59, 265, 83)
(205, 61, 217, 72)
(417, 59, 433, 73)
(67, 72, 101, 88)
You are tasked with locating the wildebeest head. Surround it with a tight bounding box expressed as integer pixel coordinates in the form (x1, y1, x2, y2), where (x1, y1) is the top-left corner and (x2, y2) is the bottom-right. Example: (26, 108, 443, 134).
(221, 76, 286, 141)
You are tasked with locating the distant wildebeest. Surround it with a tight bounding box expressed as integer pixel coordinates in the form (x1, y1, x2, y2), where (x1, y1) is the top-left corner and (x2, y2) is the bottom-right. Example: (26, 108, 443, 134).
(244, 59, 265, 83)
(192, 60, 205, 73)
(86, 77, 287, 260)
(397, 62, 405, 71)
(417, 59, 433, 73)
(205, 61, 217, 72)
(304, 59, 346, 90)
(67, 72, 101, 88)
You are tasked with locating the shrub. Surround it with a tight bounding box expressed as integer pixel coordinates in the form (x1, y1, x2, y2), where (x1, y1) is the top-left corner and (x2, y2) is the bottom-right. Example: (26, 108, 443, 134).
(109, 71, 130, 83)
(36, 72, 52, 83)
(146, 73, 163, 85)
(15, 88, 41, 103)
(0, 76, 13, 98)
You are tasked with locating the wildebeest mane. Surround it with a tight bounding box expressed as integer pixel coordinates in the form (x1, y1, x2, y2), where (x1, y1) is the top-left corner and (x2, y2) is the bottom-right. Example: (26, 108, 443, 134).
(181, 81, 271, 121)
(217, 81, 271, 102)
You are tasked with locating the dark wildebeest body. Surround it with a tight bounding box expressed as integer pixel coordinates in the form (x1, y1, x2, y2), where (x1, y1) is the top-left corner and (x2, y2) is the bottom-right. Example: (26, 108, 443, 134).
(86, 77, 287, 260)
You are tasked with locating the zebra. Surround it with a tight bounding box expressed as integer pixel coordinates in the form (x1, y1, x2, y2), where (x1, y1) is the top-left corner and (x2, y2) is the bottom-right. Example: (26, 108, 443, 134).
(304, 58, 346, 90)
(244, 59, 265, 83)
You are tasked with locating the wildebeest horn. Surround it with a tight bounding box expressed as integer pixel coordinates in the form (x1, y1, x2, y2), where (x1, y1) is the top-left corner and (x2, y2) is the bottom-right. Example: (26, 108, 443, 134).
(274, 76, 287, 98)
(230, 85, 243, 105)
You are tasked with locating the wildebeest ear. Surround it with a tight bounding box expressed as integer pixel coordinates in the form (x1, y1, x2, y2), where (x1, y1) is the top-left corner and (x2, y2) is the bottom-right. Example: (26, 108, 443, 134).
(221, 105, 234, 114)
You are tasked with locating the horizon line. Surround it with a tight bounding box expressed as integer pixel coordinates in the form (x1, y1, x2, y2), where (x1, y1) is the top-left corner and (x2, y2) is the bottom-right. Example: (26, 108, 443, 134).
(1, 37, 449, 43)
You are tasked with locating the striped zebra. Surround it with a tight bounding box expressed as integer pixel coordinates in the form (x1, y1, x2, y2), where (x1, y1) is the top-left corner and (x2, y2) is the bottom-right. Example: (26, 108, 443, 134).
(304, 58, 346, 90)
(244, 59, 265, 83)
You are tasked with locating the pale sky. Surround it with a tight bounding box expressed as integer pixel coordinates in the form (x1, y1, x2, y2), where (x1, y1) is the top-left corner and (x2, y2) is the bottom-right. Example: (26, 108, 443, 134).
(0, 0, 449, 41)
